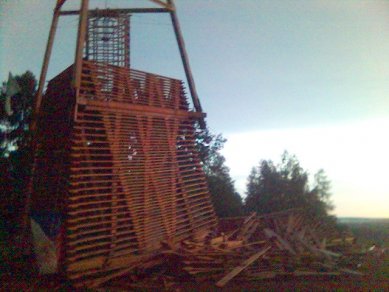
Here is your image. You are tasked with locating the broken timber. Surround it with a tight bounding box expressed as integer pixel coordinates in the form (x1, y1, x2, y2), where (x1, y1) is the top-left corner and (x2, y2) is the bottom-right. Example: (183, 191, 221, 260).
(216, 245, 271, 287)
(99, 209, 363, 290)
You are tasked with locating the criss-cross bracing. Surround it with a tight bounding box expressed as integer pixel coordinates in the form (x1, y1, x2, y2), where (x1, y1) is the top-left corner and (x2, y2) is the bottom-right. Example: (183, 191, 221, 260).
(29, 0, 216, 285)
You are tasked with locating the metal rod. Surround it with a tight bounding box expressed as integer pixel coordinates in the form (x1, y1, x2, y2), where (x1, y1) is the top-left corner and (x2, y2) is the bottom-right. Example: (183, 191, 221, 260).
(167, 0, 205, 129)
(60, 8, 170, 16)
(73, 0, 90, 95)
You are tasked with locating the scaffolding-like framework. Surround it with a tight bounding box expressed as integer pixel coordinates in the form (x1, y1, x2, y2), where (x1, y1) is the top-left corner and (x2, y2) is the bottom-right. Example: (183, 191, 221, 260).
(29, 0, 216, 286)
(34, 0, 205, 130)
(86, 11, 130, 68)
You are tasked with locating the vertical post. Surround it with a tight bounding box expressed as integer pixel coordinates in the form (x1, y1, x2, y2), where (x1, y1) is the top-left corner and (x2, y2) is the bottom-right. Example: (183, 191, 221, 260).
(124, 15, 131, 68)
(25, 0, 67, 257)
(28, 1, 62, 224)
(167, 0, 206, 129)
(34, 9, 61, 130)
(73, 0, 89, 96)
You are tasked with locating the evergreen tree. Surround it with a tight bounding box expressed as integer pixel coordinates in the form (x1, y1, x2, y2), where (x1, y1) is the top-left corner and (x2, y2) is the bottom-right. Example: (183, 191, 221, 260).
(245, 151, 334, 222)
(1, 71, 36, 156)
(195, 126, 243, 217)
(0, 71, 36, 230)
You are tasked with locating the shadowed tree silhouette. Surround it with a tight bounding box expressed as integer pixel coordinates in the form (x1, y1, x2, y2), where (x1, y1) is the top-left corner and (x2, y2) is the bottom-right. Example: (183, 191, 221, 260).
(245, 151, 334, 223)
(0, 71, 36, 231)
(196, 126, 243, 217)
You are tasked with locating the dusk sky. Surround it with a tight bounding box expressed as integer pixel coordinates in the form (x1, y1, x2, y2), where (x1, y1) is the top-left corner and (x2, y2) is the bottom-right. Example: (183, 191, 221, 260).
(1, 0, 388, 218)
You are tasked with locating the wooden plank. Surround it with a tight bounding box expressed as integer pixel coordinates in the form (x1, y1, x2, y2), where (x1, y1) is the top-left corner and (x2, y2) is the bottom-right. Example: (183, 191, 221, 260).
(215, 245, 271, 288)
(78, 97, 205, 119)
(264, 228, 296, 255)
(73, 1, 89, 94)
(34, 8, 61, 124)
(150, 0, 174, 10)
(167, 0, 205, 128)
(60, 8, 170, 16)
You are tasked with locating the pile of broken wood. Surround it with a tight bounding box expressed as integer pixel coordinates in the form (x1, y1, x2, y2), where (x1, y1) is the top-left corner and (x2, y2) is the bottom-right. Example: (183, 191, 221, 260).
(103, 209, 361, 289)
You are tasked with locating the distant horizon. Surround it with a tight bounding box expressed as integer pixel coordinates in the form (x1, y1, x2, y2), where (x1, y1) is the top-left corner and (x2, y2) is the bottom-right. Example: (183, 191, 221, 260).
(337, 216, 389, 221)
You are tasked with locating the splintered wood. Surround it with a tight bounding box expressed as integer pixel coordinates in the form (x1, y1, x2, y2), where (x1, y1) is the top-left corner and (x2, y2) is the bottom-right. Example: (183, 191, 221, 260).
(102, 209, 362, 289)
(30, 60, 217, 285)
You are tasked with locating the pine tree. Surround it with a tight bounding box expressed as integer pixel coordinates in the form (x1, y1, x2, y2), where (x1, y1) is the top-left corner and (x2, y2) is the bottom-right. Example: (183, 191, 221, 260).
(0, 71, 36, 230)
(245, 151, 334, 222)
(195, 126, 243, 217)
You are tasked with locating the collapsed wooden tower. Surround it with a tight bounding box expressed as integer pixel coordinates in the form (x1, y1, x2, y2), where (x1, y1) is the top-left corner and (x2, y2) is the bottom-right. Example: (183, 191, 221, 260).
(29, 0, 216, 284)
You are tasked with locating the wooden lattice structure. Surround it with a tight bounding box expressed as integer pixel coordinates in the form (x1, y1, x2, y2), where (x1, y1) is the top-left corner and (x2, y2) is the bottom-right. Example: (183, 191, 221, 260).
(29, 0, 216, 285)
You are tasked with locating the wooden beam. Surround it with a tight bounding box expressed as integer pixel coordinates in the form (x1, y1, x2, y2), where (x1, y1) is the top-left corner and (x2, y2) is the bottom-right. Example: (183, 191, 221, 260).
(167, 0, 205, 129)
(55, 0, 68, 12)
(264, 228, 297, 255)
(34, 9, 61, 127)
(149, 0, 174, 11)
(78, 97, 206, 119)
(26, 1, 63, 248)
(73, 0, 89, 96)
(60, 8, 170, 16)
(215, 245, 271, 287)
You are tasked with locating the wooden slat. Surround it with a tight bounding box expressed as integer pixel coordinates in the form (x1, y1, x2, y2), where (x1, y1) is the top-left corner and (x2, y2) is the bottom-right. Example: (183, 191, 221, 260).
(215, 245, 271, 288)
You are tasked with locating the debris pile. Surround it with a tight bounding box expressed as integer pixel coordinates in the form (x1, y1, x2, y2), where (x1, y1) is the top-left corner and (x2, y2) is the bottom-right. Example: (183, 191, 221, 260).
(102, 209, 361, 289)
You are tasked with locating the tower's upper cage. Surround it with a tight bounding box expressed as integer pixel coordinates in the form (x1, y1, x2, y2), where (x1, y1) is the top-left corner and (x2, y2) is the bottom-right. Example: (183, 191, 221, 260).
(86, 11, 130, 68)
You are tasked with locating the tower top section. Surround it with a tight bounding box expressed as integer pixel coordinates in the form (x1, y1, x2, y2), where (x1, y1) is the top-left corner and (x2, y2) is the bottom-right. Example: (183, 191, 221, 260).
(35, 0, 205, 129)
(86, 11, 130, 68)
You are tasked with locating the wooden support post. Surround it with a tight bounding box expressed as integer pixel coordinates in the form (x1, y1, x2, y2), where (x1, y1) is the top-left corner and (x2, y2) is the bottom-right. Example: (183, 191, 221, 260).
(55, 0, 68, 10)
(73, 0, 89, 96)
(25, 0, 68, 253)
(167, 0, 206, 129)
(34, 9, 61, 130)
(34, 0, 70, 123)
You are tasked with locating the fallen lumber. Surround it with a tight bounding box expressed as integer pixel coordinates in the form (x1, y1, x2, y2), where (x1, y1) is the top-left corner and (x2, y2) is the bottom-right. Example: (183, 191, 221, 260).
(247, 270, 342, 279)
(339, 268, 364, 276)
(312, 247, 341, 258)
(264, 228, 296, 255)
(215, 245, 271, 287)
(98, 209, 365, 290)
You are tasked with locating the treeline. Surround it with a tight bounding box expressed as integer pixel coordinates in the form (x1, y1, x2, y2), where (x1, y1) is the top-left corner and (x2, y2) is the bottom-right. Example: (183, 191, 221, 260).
(1, 71, 335, 230)
(339, 219, 389, 247)
(196, 126, 335, 225)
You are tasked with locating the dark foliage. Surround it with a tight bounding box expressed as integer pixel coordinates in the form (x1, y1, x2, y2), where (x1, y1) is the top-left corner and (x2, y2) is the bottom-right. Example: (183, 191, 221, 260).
(1, 71, 36, 154)
(245, 151, 334, 223)
(195, 126, 243, 218)
(0, 71, 36, 232)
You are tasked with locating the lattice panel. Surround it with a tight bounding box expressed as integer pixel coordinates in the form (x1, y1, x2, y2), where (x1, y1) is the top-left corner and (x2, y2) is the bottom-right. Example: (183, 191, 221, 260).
(31, 61, 217, 283)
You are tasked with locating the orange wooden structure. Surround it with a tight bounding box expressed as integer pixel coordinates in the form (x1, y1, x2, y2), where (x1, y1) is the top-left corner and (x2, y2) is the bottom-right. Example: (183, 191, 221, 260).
(29, 0, 216, 285)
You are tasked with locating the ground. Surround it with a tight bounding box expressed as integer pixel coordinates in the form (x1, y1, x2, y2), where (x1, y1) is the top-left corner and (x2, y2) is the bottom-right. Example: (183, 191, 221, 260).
(1, 220, 388, 290)
(1, 252, 387, 291)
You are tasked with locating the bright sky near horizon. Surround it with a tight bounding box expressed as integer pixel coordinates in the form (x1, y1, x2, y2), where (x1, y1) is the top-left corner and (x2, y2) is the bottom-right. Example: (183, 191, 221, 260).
(0, 0, 388, 218)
